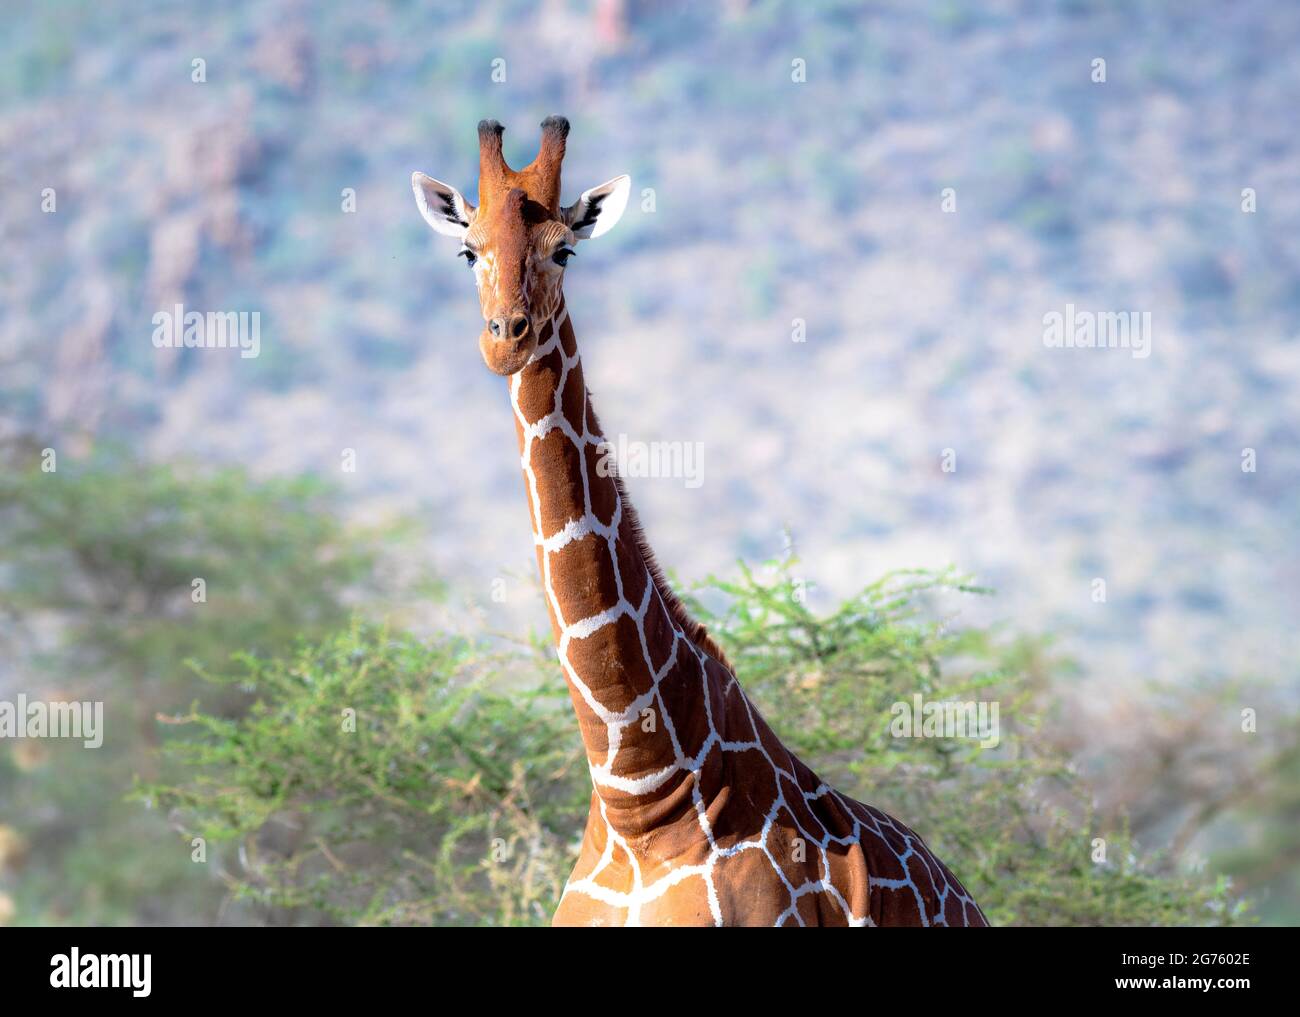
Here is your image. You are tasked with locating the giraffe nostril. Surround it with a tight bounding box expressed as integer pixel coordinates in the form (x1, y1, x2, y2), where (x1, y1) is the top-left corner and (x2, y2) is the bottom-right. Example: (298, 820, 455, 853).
(510, 314, 529, 340)
(489, 317, 504, 337)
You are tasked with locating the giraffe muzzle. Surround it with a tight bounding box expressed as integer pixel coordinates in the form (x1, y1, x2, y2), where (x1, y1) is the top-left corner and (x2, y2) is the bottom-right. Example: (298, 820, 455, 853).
(488, 312, 531, 342)
(479, 313, 536, 375)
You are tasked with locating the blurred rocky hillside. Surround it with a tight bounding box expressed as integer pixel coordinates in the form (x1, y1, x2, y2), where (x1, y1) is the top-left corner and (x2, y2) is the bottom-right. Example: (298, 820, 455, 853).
(3, 1, 1298, 753)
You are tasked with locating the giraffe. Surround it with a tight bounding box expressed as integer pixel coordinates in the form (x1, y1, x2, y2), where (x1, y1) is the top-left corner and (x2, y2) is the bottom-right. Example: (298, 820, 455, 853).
(411, 117, 989, 927)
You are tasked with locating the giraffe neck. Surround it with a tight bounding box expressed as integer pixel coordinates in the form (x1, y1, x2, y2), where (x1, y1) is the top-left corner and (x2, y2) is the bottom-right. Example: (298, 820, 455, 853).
(512, 309, 990, 930)
(508, 298, 729, 836)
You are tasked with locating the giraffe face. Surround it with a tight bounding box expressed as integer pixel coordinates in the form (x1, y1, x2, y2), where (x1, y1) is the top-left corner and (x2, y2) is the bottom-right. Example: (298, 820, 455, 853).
(461, 189, 573, 375)
(412, 117, 630, 375)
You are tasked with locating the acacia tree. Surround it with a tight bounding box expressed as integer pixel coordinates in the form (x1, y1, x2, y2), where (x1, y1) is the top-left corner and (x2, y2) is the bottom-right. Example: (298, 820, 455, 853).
(141, 563, 1261, 926)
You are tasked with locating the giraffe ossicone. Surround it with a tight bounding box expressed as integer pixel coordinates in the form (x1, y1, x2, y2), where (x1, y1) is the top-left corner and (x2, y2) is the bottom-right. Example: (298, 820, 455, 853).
(411, 117, 989, 927)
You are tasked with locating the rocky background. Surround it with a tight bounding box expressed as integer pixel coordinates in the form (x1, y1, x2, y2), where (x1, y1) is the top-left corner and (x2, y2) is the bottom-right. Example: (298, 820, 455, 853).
(3, 0, 1298, 920)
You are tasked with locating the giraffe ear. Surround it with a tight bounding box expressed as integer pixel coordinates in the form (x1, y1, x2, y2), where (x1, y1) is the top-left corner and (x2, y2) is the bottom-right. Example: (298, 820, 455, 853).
(412, 172, 475, 239)
(562, 175, 631, 239)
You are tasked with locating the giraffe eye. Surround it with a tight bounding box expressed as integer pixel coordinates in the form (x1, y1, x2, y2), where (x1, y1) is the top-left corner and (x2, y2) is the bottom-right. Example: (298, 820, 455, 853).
(552, 247, 575, 267)
(458, 248, 477, 268)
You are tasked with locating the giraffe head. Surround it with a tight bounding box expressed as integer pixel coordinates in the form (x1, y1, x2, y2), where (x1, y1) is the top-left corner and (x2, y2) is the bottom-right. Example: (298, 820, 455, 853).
(412, 117, 630, 375)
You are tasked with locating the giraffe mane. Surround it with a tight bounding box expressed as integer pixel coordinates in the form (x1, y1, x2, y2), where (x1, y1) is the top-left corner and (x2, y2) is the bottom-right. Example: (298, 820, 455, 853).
(610, 472, 733, 672)
(580, 395, 730, 670)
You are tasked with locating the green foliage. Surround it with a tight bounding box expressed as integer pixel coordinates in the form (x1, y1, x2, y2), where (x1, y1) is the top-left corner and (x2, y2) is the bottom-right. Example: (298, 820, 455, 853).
(0, 446, 397, 925)
(688, 562, 1249, 927)
(138, 625, 585, 926)
(140, 561, 1249, 927)
(0, 446, 379, 674)
(0, 450, 1264, 926)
